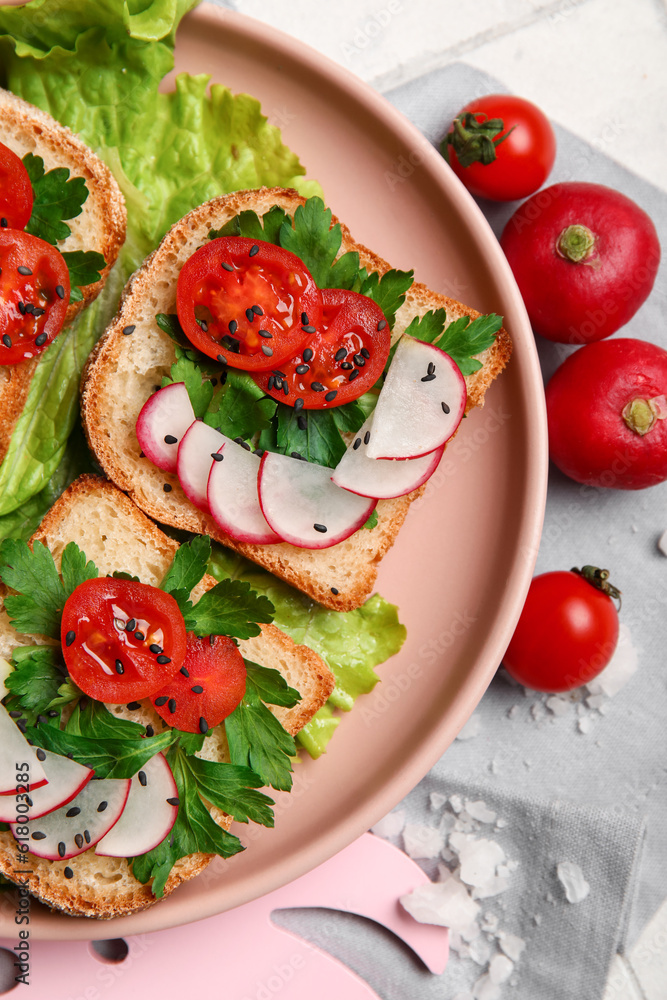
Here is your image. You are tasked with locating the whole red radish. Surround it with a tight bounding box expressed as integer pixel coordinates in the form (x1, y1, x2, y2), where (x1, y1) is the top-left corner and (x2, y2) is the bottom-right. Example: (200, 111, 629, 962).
(546, 338, 667, 490)
(500, 182, 660, 343)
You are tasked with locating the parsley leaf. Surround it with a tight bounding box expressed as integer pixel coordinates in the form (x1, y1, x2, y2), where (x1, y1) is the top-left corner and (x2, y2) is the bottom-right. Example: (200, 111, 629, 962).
(279, 197, 360, 289)
(162, 351, 214, 419)
(22, 153, 89, 245)
(402, 308, 447, 345)
(65, 698, 146, 740)
(244, 661, 301, 709)
(204, 369, 276, 440)
(181, 578, 274, 640)
(0, 539, 66, 639)
(3, 646, 67, 726)
(273, 398, 368, 468)
(358, 268, 414, 328)
(362, 508, 379, 530)
(60, 250, 106, 300)
(60, 541, 99, 594)
(170, 730, 206, 755)
(161, 535, 211, 598)
(25, 725, 174, 779)
(434, 313, 503, 376)
(184, 755, 275, 827)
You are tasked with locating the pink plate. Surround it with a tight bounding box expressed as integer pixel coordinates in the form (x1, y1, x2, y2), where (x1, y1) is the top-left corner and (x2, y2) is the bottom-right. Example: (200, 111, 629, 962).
(10, 2, 546, 938)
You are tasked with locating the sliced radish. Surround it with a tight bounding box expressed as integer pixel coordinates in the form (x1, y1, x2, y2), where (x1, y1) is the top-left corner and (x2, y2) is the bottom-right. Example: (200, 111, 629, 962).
(208, 439, 281, 544)
(136, 382, 195, 473)
(9, 776, 131, 860)
(366, 337, 466, 459)
(177, 420, 226, 511)
(0, 750, 93, 823)
(95, 753, 178, 857)
(0, 703, 48, 795)
(258, 452, 376, 549)
(332, 414, 444, 499)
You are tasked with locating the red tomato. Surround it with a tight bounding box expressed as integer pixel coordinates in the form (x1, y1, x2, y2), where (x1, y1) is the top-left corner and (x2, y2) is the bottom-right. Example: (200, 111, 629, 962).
(150, 633, 246, 734)
(503, 568, 620, 693)
(176, 236, 322, 371)
(0, 142, 34, 231)
(251, 288, 390, 409)
(546, 338, 667, 490)
(443, 95, 556, 202)
(61, 578, 187, 702)
(0, 229, 70, 364)
(500, 183, 660, 343)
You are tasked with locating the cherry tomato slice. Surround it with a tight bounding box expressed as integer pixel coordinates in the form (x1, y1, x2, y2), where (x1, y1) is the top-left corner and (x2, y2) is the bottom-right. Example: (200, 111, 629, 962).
(251, 288, 390, 409)
(0, 229, 70, 365)
(150, 633, 246, 734)
(0, 142, 34, 231)
(176, 236, 322, 371)
(61, 578, 187, 702)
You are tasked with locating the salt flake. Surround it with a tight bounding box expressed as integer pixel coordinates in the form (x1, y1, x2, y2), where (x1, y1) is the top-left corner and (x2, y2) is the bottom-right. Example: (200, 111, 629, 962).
(371, 809, 405, 839)
(557, 861, 591, 903)
(403, 823, 443, 860)
(465, 799, 497, 824)
(586, 623, 638, 698)
(489, 954, 514, 984)
(400, 874, 481, 930)
(457, 713, 482, 741)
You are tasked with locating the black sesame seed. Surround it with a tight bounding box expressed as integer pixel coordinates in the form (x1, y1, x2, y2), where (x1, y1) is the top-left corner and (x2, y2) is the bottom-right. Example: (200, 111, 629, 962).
(31, 832, 47, 841)
(249, 245, 259, 257)
(331, 587, 339, 595)
(24, 303, 35, 315)
(377, 319, 387, 330)
(191, 685, 204, 694)
(341, 361, 353, 370)
(65, 630, 76, 646)
(301, 312, 309, 325)
(36, 748, 46, 762)
(150, 643, 162, 654)
(33, 307, 45, 317)
(427, 362, 435, 375)
(229, 320, 238, 335)
(303, 348, 314, 361)
(84, 830, 91, 844)
(64, 867, 73, 879)
(66, 807, 81, 818)
(348, 370, 360, 381)
(167, 796, 181, 806)
(168, 698, 177, 714)
(441, 401, 451, 414)
(18, 301, 26, 315)
(48, 710, 58, 718)
(324, 390, 337, 402)
(198, 717, 208, 734)
(74, 833, 84, 849)
(311, 381, 325, 392)
(210, 378, 218, 387)
(127, 701, 141, 711)
(163, 483, 172, 492)
(217, 354, 226, 363)
(157, 654, 171, 664)
(36, 716, 47, 727)
(16, 719, 26, 733)
(58, 842, 66, 858)
(297, 415, 307, 430)
(122, 324, 136, 336)
(254, 447, 265, 457)
(145, 724, 154, 737)
(138, 770, 147, 786)
(180, 666, 189, 677)
(154, 697, 168, 708)
(360, 348, 370, 359)
(97, 801, 108, 812)
(115, 659, 124, 675)
(35, 333, 47, 346)
(245, 307, 255, 322)
(267, 375, 275, 390)
(2, 334, 11, 348)
(421, 373, 436, 382)
(125, 619, 137, 632)
(302, 325, 316, 334)
(211, 452, 224, 462)
(261, 344, 273, 357)
(291, 451, 302, 460)
(313, 523, 328, 533)
(134, 631, 145, 641)
(353, 354, 365, 367)
(364, 431, 371, 445)
(55, 284, 65, 299)
(221, 261, 234, 272)
(9, 711, 21, 718)
(353, 437, 362, 450)
(334, 347, 346, 362)
(259, 329, 272, 338)
(17, 265, 32, 276)
(252, 304, 263, 315)
(294, 397, 304, 411)
(283, 382, 289, 395)
(0, 218, 7, 227)
(164, 433, 178, 445)
(295, 364, 309, 374)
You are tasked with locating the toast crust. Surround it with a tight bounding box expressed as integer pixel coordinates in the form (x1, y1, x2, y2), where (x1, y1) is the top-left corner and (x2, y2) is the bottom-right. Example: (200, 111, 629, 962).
(0, 88, 127, 465)
(81, 188, 511, 610)
(0, 475, 334, 918)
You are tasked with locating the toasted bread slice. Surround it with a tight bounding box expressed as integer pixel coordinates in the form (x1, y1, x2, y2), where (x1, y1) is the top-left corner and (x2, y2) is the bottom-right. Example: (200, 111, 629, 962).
(0, 475, 334, 918)
(0, 88, 127, 466)
(81, 188, 511, 611)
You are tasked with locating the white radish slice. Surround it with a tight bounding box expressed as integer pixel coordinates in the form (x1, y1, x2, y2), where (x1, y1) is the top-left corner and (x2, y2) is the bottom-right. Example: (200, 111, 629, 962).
(96, 753, 178, 857)
(258, 452, 376, 549)
(366, 337, 466, 459)
(0, 702, 47, 795)
(0, 750, 93, 823)
(208, 439, 282, 545)
(9, 776, 131, 860)
(177, 420, 226, 511)
(332, 414, 444, 499)
(136, 382, 195, 473)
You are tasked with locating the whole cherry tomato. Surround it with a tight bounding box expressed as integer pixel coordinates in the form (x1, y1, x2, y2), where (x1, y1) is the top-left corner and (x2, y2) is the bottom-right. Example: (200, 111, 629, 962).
(442, 94, 556, 202)
(0, 141, 34, 231)
(503, 567, 621, 693)
(176, 236, 322, 371)
(61, 577, 187, 702)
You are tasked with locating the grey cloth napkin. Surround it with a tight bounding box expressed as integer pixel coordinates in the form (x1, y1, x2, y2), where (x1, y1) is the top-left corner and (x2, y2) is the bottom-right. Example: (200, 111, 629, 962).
(276, 62, 667, 1000)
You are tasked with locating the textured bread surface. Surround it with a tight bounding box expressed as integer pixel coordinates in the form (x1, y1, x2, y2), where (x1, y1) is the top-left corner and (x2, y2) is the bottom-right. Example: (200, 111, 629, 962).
(82, 188, 511, 610)
(0, 475, 334, 918)
(0, 88, 127, 465)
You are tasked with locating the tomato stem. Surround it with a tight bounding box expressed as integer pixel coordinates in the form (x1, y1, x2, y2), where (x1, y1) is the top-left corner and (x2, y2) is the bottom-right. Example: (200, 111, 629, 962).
(556, 224, 597, 264)
(622, 395, 667, 436)
(441, 112, 515, 169)
(571, 565, 622, 608)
